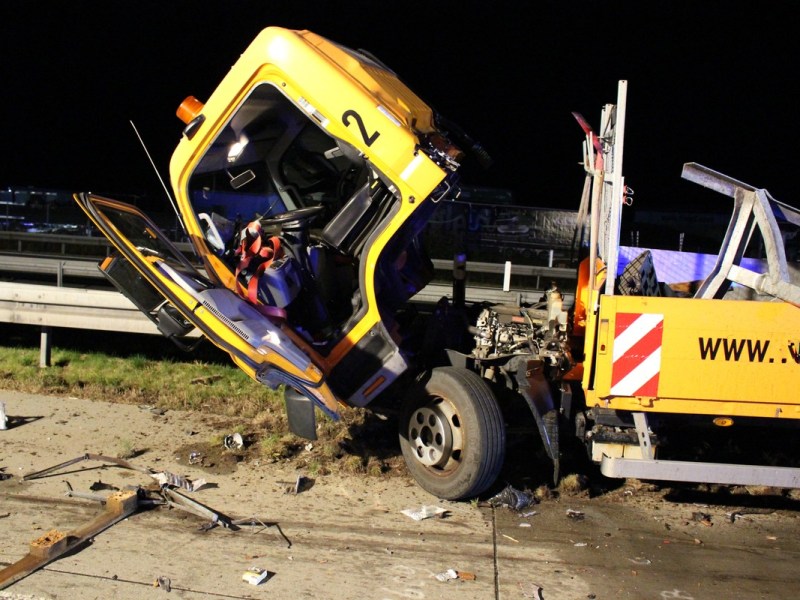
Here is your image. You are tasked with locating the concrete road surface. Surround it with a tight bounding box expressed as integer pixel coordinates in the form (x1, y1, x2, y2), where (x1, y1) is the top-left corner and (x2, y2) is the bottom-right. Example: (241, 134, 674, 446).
(1, 391, 799, 599)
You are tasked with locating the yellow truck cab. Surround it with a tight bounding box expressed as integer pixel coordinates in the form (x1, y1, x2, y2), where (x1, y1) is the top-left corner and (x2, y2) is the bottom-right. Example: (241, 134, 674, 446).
(76, 27, 504, 500)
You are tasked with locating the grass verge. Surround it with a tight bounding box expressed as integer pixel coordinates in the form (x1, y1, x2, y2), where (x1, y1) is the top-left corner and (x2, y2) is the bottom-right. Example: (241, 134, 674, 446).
(0, 324, 405, 478)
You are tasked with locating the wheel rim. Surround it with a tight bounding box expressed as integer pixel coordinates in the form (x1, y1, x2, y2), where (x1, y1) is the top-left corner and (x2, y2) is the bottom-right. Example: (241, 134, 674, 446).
(407, 398, 463, 470)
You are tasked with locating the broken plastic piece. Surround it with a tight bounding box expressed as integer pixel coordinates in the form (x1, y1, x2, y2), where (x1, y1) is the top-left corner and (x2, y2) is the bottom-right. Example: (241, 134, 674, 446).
(223, 433, 244, 449)
(155, 576, 171, 591)
(434, 569, 475, 582)
(566, 508, 585, 520)
(435, 569, 458, 582)
(401, 505, 448, 521)
(242, 567, 269, 585)
(486, 485, 537, 511)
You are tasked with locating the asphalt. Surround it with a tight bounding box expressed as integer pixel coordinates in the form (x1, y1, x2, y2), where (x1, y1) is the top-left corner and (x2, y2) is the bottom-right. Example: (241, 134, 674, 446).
(2, 391, 800, 600)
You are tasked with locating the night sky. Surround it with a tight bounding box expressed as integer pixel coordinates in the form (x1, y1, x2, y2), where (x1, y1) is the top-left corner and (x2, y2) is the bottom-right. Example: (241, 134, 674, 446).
(2, 1, 798, 214)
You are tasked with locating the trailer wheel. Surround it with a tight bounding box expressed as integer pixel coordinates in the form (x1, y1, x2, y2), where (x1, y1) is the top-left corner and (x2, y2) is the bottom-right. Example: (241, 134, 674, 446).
(398, 367, 505, 500)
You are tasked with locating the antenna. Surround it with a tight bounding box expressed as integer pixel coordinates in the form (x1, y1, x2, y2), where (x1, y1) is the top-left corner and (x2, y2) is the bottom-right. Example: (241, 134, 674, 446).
(129, 120, 186, 236)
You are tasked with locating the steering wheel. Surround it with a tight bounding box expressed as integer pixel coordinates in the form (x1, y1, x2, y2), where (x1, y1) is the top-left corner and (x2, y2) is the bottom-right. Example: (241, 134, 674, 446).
(259, 206, 325, 228)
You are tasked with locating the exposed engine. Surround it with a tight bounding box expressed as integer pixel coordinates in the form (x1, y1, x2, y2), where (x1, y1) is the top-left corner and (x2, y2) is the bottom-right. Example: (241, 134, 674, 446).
(471, 285, 572, 372)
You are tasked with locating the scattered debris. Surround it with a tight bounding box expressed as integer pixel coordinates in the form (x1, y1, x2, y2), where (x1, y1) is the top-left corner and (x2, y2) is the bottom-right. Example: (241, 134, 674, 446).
(435, 570, 457, 582)
(90, 481, 118, 492)
(188, 452, 203, 465)
(628, 557, 651, 565)
(691, 511, 713, 527)
(574, 542, 588, 547)
(434, 569, 476, 582)
(223, 433, 244, 450)
(63, 480, 115, 503)
(566, 509, 585, 520)
(242, 567, 270, 585)
(519, 522, 532, 527)
(486, 484, 537, 511)
(278, 475, 314, 495)
(726, 508, 776, 523)
(0, 401, 7, 430)
(401, 505, 449, 521)
(2, 451, 294, 590)
(502, 534, 519, 543)
(458, 571, 477, 581)
(0, 490, 139, 590)
(152, 471, 207, 492)
(519, 581, 545, 599)
(292, 475, 308, 494)
(22, 453, 152, 481)
(161, 486, 234, 529)
(155, 576, 172, 592)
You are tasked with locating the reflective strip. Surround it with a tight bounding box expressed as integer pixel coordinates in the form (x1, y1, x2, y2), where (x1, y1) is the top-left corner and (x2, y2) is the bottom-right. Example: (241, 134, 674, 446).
(610, 313, 663, 397)
(613, 313, 663, 360)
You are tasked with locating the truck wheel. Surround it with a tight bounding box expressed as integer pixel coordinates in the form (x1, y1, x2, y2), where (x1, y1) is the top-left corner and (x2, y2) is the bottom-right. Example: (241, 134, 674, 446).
(398, 367, 505, 500)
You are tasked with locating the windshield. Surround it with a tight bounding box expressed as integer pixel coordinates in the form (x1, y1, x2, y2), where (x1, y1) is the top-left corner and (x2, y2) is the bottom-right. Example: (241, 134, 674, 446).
(188, 83, 365, 252)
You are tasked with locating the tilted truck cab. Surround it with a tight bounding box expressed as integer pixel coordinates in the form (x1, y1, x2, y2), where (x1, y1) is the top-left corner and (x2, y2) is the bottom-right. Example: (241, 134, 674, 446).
(76, 26, 505, 500)
(167, 27, 461, 409)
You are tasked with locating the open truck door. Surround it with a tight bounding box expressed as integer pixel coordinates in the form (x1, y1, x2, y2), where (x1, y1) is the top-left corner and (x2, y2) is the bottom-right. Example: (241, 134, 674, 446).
(74, 193, 341, 427)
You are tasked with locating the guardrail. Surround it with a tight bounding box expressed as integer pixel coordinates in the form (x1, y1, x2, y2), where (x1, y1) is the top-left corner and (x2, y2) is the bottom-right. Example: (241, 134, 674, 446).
(0, 281, 174, 336)
(0, 245, 577, 364)
(0, 231, 194, 256)
(0, 252, 575, 287)
(0, 254, 105, 284)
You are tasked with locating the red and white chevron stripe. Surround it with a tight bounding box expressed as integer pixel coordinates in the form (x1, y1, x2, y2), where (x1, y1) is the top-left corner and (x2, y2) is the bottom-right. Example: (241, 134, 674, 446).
(610, 312, 664, 397)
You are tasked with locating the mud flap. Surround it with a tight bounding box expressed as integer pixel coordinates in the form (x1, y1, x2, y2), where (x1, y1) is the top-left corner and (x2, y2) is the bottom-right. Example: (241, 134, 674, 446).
(284, 387, 317, 440)
(511, 357, 560, 483)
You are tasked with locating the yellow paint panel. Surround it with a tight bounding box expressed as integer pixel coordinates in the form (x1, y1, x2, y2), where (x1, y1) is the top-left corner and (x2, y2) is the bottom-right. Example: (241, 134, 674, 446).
(588, 295, 800, 418)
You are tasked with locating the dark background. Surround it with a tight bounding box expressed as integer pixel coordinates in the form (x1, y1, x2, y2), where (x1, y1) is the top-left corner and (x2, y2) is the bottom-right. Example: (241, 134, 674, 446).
(1, 1, 797, 213)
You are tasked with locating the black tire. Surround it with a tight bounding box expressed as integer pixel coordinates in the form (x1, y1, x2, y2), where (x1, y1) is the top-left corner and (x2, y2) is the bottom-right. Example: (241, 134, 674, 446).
(398, 366, 505, 500)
